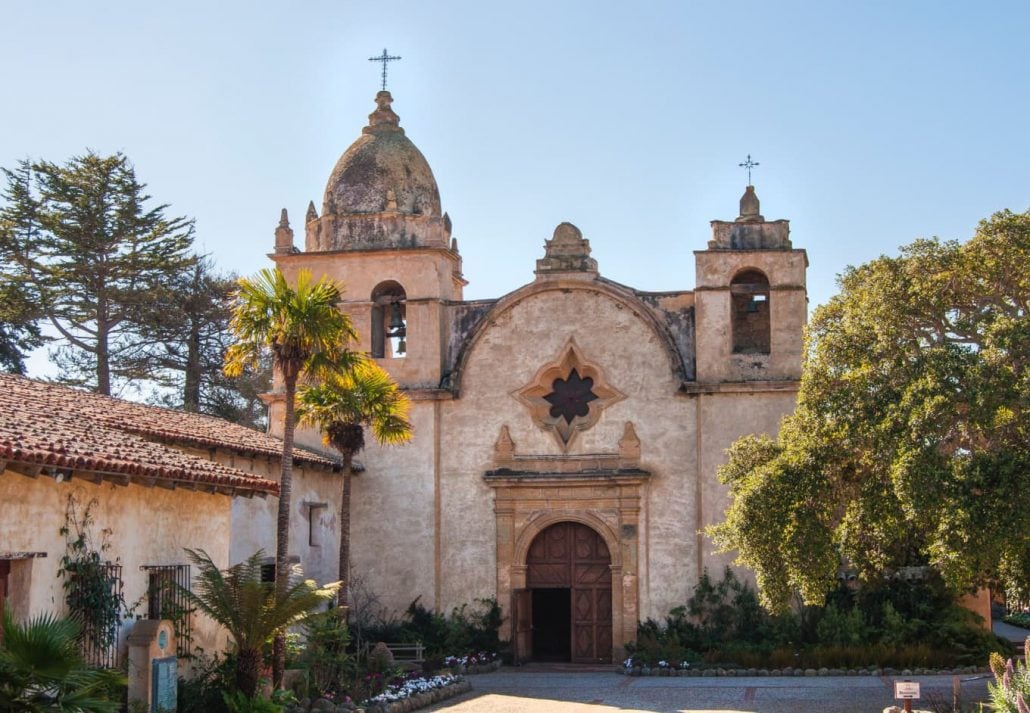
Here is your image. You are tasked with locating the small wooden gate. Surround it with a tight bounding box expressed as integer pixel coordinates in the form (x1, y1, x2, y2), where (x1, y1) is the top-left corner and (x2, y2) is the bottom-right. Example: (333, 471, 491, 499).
(524, 522, 612, 663)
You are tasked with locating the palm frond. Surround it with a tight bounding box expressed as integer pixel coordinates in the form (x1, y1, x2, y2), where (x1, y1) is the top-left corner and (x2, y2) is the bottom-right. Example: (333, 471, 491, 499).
(224, 268, 358, 381)
(0, 610, 123, 713)
(182, 549, 336, 651)
(297, 357, 413, 454)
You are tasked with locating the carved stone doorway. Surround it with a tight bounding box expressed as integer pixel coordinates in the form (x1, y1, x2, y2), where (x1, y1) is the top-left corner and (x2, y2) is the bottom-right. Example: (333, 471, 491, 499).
(515, 522, 612, 663)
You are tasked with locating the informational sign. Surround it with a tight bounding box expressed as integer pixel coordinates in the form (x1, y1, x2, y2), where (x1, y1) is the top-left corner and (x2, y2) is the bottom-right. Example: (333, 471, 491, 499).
(894, 680, 921, 700)
(152, 656, 177, 712)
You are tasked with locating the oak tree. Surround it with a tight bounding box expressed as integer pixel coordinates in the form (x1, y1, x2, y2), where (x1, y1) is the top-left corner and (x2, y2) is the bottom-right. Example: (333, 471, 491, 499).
(709, 210, 1030, 612)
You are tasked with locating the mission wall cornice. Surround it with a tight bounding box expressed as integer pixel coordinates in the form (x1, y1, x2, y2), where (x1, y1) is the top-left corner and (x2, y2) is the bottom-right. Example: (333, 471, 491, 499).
(446, 278, 689, 394)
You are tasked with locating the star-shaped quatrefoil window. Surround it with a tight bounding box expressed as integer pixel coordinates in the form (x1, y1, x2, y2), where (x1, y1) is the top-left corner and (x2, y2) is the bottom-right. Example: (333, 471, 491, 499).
(514, 339, 625, 451)
(544, 369, 598, 424)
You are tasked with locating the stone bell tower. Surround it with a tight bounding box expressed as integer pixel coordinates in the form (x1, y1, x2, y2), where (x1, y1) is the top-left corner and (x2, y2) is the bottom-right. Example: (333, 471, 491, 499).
(693, 184, 808, 384)
(269, 90, 466, 392)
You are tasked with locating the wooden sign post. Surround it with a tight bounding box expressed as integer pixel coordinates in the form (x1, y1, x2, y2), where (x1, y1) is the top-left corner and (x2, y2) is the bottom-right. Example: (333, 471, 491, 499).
(894, 680, 921, 713)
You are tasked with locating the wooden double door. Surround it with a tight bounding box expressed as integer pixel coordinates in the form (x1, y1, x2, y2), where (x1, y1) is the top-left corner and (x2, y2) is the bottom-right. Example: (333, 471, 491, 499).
(514, 522, 613, 663)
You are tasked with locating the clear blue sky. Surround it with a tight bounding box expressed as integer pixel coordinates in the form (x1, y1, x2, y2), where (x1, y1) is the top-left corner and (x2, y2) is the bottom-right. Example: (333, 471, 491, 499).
(3, 1, 1028, 375)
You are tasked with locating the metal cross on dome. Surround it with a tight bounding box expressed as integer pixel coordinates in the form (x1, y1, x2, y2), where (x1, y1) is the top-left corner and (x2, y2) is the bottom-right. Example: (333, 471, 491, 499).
(739, 154, 760, 185)
(369, 48, 402, 91)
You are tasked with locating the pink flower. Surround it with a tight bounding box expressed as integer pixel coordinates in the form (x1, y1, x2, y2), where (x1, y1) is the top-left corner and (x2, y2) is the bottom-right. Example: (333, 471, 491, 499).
(1016, 692, 1029, 713)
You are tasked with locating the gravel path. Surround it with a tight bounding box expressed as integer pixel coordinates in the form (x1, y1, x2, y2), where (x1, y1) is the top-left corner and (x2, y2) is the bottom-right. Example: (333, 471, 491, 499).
(423, 670, 993, 713)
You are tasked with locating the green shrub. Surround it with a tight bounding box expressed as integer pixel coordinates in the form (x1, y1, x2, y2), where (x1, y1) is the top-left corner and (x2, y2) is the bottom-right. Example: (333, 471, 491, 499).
(177, 652, 233, 713)
(624, 567, 1009, 669)
(0, 610, 125, 713)
(302, 611, 355, 700)
(1003, 612, 1030, 629)
(222, 690, 282, 713)
(367, 596, 504, 661)
(816, 603, 868, 646)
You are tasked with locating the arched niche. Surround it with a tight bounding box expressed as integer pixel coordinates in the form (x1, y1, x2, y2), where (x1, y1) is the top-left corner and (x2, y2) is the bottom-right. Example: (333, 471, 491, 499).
(370, 281, 407, 359)
(730, 269, 770, 354)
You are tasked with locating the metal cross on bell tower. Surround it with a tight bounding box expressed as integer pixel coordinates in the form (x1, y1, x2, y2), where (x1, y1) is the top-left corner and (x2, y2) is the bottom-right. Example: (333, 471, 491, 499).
(738, 154, 760, 185)
(369, 48, 402, 91)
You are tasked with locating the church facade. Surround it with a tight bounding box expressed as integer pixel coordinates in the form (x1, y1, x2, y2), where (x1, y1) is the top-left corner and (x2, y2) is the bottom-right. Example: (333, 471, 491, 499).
(262, 90, 808, 663)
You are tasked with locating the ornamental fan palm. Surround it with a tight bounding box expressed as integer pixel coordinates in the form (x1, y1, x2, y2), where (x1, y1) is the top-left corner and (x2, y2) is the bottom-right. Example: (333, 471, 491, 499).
(0, 610, 124, 712)
(182, 548, 338, 698)
(223, 267, 357, 686)
(297, 358, 413, 607)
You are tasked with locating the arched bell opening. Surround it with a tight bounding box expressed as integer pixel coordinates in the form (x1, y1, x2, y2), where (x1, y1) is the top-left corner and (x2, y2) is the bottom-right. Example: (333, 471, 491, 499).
(730, 269, 771, 354)
(513, 521, 613, 664)
(370, 281, 407, 359)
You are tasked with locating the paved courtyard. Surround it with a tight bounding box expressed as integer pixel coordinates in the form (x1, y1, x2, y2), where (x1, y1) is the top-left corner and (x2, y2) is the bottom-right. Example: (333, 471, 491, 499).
(425, 669, 993, 713)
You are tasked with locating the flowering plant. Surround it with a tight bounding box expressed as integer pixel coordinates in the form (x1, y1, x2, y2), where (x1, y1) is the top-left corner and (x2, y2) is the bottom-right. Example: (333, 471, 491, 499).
(364, 673, 460, 705)
(443, 651, 500, 668)
(988, 652, 1030, 713)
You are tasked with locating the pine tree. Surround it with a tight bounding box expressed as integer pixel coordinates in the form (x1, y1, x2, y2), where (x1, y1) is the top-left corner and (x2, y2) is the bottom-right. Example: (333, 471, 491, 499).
(0, 152, 195, 394)
(0, 160, 43, 373)
(134, 256, 270, 427)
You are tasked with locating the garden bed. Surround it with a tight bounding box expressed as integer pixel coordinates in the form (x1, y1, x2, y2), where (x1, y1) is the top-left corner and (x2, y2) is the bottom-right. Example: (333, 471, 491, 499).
(284, 674, 471, 713)
(443, 652, 501, 675)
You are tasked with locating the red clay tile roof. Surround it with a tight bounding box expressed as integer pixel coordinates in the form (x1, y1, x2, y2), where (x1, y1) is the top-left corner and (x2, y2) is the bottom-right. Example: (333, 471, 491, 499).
(0, 375, 337, 496)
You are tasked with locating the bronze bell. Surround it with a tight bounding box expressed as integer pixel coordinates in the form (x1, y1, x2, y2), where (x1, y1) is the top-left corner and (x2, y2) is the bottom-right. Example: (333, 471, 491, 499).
(389, 301, 406, 332)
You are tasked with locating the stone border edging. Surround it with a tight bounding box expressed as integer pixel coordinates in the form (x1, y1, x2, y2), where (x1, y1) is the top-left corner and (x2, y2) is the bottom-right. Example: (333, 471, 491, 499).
(618, 665, 990, 677)
(451, 661, 501, 675)
(287, 678, 473, 713)
(360, 679, 472, 713)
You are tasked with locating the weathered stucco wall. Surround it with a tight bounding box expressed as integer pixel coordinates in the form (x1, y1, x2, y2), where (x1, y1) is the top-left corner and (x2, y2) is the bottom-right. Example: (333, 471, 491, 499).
(439, 285, 696, 620)
(0, 474, 231, 658)
(299, 279, 801, 629)
(347, 400, 438, 612)
(694, 391, 799, 580)
(231, 462, 344, 588)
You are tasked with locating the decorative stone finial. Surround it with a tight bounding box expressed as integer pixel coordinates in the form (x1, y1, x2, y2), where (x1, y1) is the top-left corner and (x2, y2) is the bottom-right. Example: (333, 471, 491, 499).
(535, 222, 598, 277)
(494, 425, 516, 464)
(306, 200, 318, 224)
(365, 91, 402, 133)
(274, 208, 296, 254)
(737, 185, 764, 223)
(709, 186, 791, 250)
(619, 422, 641, 464)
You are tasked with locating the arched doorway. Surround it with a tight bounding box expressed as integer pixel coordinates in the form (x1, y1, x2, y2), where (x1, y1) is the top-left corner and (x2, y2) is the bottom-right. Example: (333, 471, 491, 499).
(515, 522, 612, 663)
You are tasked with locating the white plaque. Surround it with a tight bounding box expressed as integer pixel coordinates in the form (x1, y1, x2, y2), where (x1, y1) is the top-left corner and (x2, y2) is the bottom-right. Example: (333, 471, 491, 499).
(894, 681, 921, 699)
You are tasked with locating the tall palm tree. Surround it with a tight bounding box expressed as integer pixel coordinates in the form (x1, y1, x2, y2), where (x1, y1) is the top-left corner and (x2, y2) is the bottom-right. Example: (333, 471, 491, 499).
(297, 358, 412, 608)
(224, 267, 356, 684)
(181, 549, 338, 698)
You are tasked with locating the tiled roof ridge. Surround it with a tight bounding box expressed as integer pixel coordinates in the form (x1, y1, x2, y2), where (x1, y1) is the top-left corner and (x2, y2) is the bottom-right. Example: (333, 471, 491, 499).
(0, 439, 280, 496)
(0, 374, 281, 496)
(0, 374, 338, 469)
